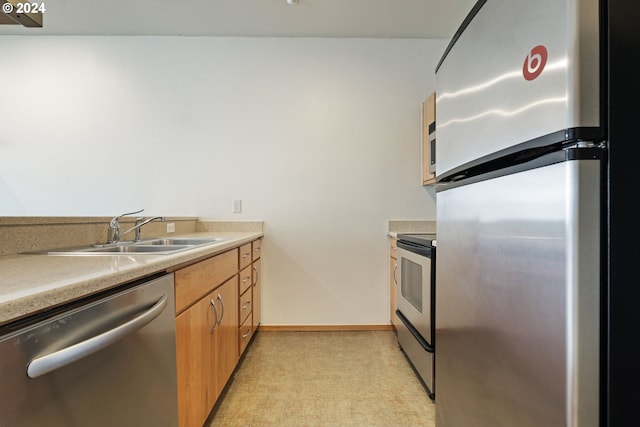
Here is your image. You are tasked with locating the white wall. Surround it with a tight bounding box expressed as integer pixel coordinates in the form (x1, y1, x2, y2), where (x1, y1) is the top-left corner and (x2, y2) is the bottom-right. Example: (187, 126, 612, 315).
(0, 36, 447, 325)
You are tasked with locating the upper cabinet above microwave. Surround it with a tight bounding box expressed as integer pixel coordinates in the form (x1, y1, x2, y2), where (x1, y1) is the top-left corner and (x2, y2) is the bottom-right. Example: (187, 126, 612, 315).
(422, 92, 436, 186)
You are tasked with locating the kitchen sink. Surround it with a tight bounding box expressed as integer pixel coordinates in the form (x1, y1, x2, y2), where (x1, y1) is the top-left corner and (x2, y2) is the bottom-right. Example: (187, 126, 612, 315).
(34, 237, 227, 255)
(140, 237, 226, 246)
(82, 244, 191, 253)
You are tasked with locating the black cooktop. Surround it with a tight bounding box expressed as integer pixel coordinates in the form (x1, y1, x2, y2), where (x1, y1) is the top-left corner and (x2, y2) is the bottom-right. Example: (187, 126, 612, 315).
(397, 233, 437, 248)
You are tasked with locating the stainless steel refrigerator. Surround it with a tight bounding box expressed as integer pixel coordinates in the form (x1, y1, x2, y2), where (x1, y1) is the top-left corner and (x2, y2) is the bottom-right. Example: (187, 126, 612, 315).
(434, 0, 639, 426)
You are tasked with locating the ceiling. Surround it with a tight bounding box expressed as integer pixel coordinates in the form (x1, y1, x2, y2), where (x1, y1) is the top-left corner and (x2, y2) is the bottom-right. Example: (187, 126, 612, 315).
(0, 0, 477, 38)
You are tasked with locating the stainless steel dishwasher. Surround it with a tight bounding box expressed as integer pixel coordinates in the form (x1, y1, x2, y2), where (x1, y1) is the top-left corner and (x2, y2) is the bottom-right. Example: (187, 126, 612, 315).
(0, 273, 179, 427)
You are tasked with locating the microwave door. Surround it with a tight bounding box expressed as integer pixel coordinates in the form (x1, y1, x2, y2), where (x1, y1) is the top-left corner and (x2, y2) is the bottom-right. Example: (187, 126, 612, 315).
(428, 121, 436, 175)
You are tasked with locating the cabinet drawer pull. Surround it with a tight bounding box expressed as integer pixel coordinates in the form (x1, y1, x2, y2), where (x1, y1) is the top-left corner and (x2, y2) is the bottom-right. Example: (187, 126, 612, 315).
(393, 263, 398, 284)
(242, 253, 251, 259)
(242, 277, 250, 284)
(242, 301, 251, 310)
(242, 328, 252, 339)
(253, 266, 259, 287)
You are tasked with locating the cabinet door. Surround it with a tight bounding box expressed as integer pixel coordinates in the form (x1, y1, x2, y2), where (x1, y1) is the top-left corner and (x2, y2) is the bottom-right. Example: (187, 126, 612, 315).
(176, 295, 215, 427)
(390, 256, 399, 329)
(389, 238, 399, 329)
(252, 238, 262, 262)
(252, 257, 262, 328)
(211, 276, 239, 402)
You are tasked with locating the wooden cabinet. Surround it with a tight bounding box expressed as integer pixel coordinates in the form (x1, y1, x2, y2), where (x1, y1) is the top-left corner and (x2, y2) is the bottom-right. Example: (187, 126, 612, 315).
(238, 312, 253, 355)
(422, 92, 436, 185)
(389, 237, 399, 329)
(239, 265, 252, 297)
(239, 273, 253, 326)
(174, 250, 238, 314)
(239, 242, 252, 270)
(175, 249, 239, 427)
(175, 293, 210, 427)
(175, 237, 263, 427)
(252, 238, 262, 328)
(238, 238, 262, 356)
(210, 276, 239, 404)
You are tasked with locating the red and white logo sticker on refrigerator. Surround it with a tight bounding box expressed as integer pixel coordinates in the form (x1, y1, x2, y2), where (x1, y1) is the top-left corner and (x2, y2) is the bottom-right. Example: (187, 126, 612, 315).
(523, 45, 548, 81)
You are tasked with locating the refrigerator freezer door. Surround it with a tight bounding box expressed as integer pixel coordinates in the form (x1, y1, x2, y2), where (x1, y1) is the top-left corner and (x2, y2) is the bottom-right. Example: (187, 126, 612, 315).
(435, 0, 600, 178)
(435, 158, 600, 427)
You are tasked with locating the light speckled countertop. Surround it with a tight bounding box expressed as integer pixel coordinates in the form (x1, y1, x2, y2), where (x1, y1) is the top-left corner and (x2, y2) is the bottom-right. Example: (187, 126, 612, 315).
(0, 231, 262, 326)
(387, 220, 436, 238)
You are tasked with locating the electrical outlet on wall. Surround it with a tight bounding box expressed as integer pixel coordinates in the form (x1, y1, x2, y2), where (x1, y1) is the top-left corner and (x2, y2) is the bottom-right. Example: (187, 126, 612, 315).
(166, 223, 176, 233)
(232, 199, 242, 213)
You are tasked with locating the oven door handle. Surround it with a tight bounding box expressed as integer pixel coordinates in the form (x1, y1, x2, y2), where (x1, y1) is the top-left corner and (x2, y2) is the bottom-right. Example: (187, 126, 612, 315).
(397, 241, 433, 258)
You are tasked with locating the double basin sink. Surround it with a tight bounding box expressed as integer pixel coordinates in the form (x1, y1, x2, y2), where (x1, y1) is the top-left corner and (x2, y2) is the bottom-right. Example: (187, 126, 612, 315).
(42, 237, 226, 255)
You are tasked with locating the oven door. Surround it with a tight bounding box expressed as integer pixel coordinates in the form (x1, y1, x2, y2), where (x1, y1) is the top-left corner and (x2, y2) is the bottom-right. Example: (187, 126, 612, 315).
(396, 244, 434, 346)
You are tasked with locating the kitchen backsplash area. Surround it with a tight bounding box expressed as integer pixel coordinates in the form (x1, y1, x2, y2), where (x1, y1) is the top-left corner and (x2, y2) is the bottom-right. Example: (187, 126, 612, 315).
(197, 220, 264, 233)
(0, 217, 263, 256)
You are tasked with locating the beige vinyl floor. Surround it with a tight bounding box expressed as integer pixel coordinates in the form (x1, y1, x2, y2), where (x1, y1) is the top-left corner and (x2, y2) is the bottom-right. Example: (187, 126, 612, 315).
(206, 330, 436, 427)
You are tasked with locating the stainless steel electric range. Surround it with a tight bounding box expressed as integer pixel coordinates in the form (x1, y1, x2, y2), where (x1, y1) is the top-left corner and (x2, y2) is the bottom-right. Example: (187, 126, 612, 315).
(396, 233, 436, 399)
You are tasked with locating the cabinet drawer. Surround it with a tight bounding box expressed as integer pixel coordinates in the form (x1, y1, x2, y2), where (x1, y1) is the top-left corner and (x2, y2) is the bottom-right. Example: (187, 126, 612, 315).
(252, 238, 262, 261)
(174, 249, 238, 314)
(239, 287, 253, 325)
(239, 266, 252, 296)
(239, 243, 252, 270)
(239, 317, 253, 355)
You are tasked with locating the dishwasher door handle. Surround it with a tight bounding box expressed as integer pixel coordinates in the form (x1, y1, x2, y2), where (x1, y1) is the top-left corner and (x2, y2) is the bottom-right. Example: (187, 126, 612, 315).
(27, 294, 168, 379)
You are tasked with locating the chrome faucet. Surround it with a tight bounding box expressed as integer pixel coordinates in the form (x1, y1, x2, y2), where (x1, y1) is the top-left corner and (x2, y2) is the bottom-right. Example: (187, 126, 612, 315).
(121, 216, 166, 242)
(107, 209, 144, 244)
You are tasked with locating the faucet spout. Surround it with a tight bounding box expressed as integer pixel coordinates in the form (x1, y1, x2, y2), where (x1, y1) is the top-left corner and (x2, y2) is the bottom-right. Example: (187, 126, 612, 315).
(121, 216, 166, 242)
(108, 209, 144, 244)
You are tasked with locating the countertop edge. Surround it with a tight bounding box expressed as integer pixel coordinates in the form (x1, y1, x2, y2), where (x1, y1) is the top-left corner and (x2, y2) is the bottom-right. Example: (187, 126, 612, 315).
(0, 231, 263, 326)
